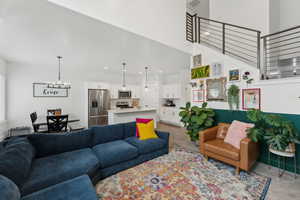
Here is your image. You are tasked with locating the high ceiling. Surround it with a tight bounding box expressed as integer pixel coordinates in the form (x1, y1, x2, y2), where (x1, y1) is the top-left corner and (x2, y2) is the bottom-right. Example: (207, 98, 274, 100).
(0, 0, 190, 75)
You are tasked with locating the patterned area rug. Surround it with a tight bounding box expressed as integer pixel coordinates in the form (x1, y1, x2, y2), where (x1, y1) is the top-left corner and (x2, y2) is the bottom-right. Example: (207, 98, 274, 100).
(96, 148, 271, 200)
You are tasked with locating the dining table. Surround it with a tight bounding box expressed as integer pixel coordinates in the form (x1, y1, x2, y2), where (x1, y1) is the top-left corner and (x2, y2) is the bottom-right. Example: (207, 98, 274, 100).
(32, 114, 80, 126)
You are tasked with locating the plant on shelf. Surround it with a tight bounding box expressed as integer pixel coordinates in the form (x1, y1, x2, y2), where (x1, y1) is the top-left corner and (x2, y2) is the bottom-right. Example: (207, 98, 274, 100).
(179, 102, 215, 142)
(246, 109, 299, 151)
(227, 84, 240, 110)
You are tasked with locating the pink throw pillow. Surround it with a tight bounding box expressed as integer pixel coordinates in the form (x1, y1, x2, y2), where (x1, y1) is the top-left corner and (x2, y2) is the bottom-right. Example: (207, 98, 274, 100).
(224, 120, 254, 149)
(136, 118, 153, 137)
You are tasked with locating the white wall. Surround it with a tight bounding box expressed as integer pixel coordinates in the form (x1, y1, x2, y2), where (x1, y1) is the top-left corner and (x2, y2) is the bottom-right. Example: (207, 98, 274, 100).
(48, 0, 192, 53)
(276, 0, 300, 31)
(6, 63, 141, 128)
(0, 58, 7, 140)
(209, 0, 270, 35)
(192, 44, 300, 115)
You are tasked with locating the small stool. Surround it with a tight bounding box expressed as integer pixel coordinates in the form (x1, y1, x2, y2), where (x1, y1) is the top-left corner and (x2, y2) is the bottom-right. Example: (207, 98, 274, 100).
(268, 144, 297, 179)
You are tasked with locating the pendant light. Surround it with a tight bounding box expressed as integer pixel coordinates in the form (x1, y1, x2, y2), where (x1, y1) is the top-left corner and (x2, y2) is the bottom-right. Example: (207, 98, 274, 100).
(121, 62, 127, 91)
(145, 67, 149, 91)
(47, 56, 71, 89)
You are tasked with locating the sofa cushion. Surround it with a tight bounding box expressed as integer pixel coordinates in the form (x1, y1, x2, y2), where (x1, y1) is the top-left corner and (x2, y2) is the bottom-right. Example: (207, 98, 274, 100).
(20, 148, 100, 196)
(92, 140, 138, 168)
(0, 137, 36, 187)
(125, 137, 167, 154)
(28, 129, 92, 158)
(205, 139, 240, 161)
(122, 122, 136, 139)
(224, 120, 254, 149)
(0, 175, 21, 200)
(21, 175, 97, 200)
(91, 124, 124, 145)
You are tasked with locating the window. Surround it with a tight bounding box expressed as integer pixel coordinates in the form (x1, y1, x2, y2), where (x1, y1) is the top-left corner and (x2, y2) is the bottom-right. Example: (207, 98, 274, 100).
(0, 74, 5, 122)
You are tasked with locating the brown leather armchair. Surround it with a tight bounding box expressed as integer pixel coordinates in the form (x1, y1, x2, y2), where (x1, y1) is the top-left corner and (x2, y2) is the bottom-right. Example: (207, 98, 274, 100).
(200, 124, 259, 174)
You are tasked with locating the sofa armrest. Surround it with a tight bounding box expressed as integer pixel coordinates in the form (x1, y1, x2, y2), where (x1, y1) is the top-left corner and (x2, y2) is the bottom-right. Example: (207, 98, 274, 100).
(155, 130, 170, 142)
(199, 126, 218, 154)
(240, 138, 259, 171)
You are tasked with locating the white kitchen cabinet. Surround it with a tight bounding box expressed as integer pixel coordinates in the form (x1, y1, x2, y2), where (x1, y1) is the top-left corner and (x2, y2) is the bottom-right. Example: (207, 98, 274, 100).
(159, 107, 182, 126)
(130, 85, 141, 99)
(109, 84, 119, 99)
(162, 84, 181, 99)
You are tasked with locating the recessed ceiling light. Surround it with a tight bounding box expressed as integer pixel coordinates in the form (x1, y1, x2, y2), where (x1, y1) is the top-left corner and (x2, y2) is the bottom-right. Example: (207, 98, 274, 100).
(104, 66, 109, 70)
(159, 70, 163, 73)
(138, 71, 142, 74)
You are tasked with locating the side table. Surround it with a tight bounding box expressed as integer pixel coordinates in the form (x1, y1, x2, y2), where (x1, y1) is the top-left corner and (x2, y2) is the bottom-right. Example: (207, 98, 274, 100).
(268, 144, 297, 179)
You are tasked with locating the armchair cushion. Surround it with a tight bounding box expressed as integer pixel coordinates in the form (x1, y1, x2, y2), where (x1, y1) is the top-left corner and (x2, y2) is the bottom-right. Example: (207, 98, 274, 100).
(204, 139, 240, 161)
(216, 123, 230, 139)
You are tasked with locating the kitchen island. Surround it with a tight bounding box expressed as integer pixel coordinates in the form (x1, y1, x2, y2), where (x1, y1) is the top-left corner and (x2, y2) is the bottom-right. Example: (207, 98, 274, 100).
(108, 108, 158, 127)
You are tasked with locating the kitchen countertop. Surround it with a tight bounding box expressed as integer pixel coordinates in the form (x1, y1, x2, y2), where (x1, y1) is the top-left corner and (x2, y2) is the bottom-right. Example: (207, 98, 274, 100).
(108, 107, 157, 114)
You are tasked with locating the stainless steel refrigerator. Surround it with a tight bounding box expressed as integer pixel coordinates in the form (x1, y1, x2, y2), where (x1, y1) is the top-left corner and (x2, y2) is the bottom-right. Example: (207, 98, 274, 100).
(88, 89, 110, 127)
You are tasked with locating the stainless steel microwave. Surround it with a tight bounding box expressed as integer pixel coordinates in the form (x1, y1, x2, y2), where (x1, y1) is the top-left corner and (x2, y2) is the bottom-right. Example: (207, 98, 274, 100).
(118, 90, 132, 99)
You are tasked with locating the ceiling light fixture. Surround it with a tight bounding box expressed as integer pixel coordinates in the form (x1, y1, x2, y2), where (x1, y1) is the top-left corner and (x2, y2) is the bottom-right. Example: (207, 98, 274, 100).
(121, 62, 127, 91)
(104, 66, 109, 70)
(47, 56, 71, 89)
(145, 67, 149, 91)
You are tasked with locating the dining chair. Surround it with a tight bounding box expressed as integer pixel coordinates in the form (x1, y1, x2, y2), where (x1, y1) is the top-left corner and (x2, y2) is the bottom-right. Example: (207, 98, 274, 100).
(30, 112, 48, 133)
(47, 115, 69, 133)
(47, 108, 62, 116)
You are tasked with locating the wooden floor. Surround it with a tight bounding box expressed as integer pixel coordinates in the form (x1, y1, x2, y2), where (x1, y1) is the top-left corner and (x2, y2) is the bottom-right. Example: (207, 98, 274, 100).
(156, 122, 300, 200)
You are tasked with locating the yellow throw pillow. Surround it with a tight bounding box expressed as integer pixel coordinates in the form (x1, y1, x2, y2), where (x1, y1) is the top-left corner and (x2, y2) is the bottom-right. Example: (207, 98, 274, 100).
(137, 120, 158, 140)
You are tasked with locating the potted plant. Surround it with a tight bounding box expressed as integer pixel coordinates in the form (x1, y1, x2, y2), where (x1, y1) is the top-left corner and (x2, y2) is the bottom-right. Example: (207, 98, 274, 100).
(246, 109, 299, 152)
(179, 102, 215, 142)
(227, 84, 240, 110)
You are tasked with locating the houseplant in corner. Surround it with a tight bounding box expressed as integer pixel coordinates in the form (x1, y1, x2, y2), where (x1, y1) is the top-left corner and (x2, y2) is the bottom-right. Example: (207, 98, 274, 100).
(179, 102, 215, 142)
(227, 84, 240, 110)
(246, 109, 299, 151)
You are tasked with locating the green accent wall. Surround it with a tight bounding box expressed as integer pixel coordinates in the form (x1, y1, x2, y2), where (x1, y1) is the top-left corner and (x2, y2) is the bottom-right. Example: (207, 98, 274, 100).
(213, 109, 300, 174)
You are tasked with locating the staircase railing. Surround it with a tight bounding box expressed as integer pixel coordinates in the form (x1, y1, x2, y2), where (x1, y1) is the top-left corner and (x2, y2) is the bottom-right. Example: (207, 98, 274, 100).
(261, 25, 300, 79)
(186, 13, 261, 69)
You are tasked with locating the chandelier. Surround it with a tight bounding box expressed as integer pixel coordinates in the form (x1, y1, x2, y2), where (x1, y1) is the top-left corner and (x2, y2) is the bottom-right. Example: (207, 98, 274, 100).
(47, 56, 71, 89)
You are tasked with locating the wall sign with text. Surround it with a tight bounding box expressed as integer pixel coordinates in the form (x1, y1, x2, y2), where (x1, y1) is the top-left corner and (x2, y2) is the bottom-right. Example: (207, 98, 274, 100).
(33, 83, 68, 97)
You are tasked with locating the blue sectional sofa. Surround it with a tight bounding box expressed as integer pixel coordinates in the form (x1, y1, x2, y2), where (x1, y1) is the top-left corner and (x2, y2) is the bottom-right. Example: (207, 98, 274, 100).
(0, 122, 170, 200)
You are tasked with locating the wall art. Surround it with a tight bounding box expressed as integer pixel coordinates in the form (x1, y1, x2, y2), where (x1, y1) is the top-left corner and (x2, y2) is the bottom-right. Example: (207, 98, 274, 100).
(229, 69, 240, 82)
(191, 65, 210, 79)
(193, 54, 202, 67)
(242, 88, 261, 110)
(192, 89, 205, 102)
(211, 62, 223, 77)
(33, 83, 68, 97)
(206, 77, 227, 101)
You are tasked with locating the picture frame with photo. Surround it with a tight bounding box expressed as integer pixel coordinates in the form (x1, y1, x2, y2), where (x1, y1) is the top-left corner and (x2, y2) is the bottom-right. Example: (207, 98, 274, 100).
(206, 77, 227, 101)
(193, 54, 202, 67)
(211, 62, 223, 77)
(242, 88, 261, 110)
(192, 89, 205, 102)
(229, 69, 240, 82)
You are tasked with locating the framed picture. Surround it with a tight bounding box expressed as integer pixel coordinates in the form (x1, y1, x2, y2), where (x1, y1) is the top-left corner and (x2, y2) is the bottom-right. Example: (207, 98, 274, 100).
(229, 69, 240, 82)
(192, 89, 205, 102)
(191, 65, 210, 79)
(33, 83, 68, 97)
(242, 88, 261, 110)
(193, 54, 202, 67)
(206, 77, 227, 101)
(211, 63, 223, 77)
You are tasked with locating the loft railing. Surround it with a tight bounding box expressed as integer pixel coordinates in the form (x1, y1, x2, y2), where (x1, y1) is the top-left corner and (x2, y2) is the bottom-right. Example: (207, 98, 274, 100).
(261, 25, 300, 79)
(186, 13, 261, 69)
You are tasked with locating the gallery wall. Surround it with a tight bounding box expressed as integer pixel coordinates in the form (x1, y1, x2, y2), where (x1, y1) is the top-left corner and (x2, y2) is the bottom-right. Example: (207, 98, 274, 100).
(191, 44, 300, 115)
